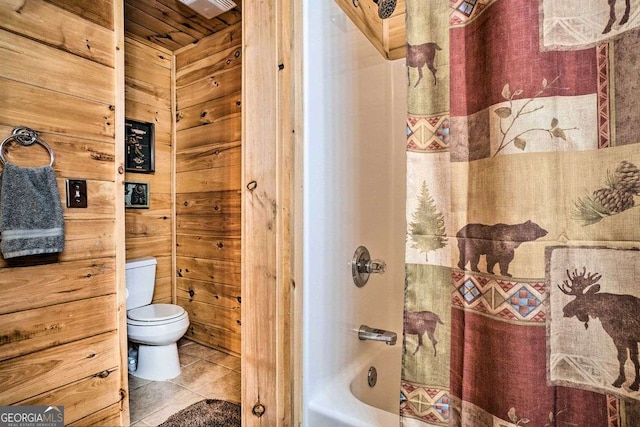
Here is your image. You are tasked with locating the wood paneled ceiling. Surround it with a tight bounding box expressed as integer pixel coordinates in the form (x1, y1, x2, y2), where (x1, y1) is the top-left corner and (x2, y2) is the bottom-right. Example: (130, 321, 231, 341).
(334, 0, 406, 60)
(125, 0, 242, 51)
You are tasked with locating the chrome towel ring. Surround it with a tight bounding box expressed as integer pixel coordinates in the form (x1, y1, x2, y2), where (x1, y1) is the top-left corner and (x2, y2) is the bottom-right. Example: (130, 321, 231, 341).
(0, 127, 55, 167)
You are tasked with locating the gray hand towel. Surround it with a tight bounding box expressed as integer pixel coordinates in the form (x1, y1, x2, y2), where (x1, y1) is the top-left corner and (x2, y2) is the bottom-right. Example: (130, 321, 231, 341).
(0, 163, 65, 259)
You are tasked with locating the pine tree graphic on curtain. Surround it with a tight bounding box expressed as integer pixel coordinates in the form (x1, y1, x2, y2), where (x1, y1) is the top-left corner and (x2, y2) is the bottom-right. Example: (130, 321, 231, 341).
(409, 181, 447, 261)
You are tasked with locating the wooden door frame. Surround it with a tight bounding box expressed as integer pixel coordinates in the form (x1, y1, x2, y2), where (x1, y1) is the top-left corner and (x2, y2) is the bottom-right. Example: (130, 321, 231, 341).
(241, 0, 301, 425)
(113, 1, 129, 425)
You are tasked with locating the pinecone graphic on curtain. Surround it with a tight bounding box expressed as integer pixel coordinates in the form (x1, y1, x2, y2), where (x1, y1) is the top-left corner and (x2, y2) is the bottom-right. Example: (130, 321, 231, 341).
(409, 181, 447, 261)
(615, 160, 640, 195)
(573, 160, 640, 225)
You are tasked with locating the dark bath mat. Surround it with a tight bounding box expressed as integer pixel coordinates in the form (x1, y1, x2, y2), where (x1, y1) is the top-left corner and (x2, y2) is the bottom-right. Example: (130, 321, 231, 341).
(158, 399, 241, 427)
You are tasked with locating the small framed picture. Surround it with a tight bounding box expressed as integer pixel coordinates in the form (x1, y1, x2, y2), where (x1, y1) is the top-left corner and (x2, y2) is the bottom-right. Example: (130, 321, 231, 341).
(125, 119, 155, 173)
(125, 182, 149, 209)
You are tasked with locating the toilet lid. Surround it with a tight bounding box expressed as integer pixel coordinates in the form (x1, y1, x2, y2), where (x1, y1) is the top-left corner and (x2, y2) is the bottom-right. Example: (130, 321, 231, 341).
(127, 304, 185, 322)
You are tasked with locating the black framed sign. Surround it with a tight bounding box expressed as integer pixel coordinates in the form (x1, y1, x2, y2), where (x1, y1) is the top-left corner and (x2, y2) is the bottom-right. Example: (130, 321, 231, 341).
(125, 119, 155, 173)
(124, 182, 150, 209)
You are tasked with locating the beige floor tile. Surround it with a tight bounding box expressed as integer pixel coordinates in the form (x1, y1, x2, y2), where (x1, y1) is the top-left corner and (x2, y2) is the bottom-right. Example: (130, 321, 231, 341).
(169, 360, 232, 392)
(139, 390, 204, 426)
(179, 352, 199, 367)
(177, 341, 222, 360)
(193, 370, 241, 403)
(203, 351, 241, 372)
(129, 380, 194, 423)
(177, 338, 194, 348)
(129, 341, 241, 424)
(128, 374, 152, 391)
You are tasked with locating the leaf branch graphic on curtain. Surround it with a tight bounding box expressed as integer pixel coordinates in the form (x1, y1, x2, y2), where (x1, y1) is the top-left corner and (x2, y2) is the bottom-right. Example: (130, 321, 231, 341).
(409, 181, 447, 261)
(493, 76, 578, 156)
(504, 407, 530, 426)
(499, 406, 570, 427)
(572, 160, 639, 225)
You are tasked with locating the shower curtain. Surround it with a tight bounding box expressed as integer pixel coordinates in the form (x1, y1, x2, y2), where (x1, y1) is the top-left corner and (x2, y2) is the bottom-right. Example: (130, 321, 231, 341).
(402, 1, 640, 426)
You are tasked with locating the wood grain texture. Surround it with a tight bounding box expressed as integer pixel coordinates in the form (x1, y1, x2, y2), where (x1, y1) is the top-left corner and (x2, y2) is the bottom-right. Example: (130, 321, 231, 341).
(176, 141, 240, 173)
(177, 189, 241, 216)
(0, 79, 115, 141)
(17, 368, 121, 425)
(178, 298, 241, 333)
(334, 0, 406, 60)
(0, 332, 119, 404)
(176, 92, 241, 131)
(126, 0, 210, 40)
(0, 0, 115, 67)
(177, 211, 240, 237)
(0, 258, 116, 315)
(125, 3, 197, 47)
(0, 295, 117, 362)
(125, 212, 172, 237)
(124, 19, 182, 51)
(175, 22, 242, 66)
(125, 37, 173, 69)
(175, 117, 241, 150)
(60, 219, 116, 261)
(58, 180, 117, 220)
(156, 0, 238, 30)
(67, 403, 122, 427)
(125, 99, 172, 134)
(125, 75, 172, 110)
(185, 321, 241, 356)
(176, 256, 241, 286)
(243, 0, 297, 423)
(0, 126, 115, 180)
(114, 3, 130, 423)
(124, 36, 174, 308)
(0, 3, 126, 423)
(126, 236, 172, 258)
(167, 0, 245, 385)
(176, 236, 240, 261)
(45, 0, 115, 30)
(176, 167, 240, 193)
(177, 278, 241, 310)
(176, 69, 241, 110)
(176, 45, 241, 88)
(176, 191, 241, 237)
(386, 13, 407, 60)
(0, 29, 115, 104)
(0, 223, 117, 270)
(124, 0, 242, 52)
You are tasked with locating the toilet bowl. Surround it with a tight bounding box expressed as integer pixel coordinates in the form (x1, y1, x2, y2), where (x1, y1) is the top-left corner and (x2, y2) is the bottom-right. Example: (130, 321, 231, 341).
(127, 304, 189, 381)
(126, 257, 190, 381)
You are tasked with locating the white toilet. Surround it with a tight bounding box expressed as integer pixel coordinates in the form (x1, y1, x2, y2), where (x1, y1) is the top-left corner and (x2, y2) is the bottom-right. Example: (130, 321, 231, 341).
(126, 257, 189, 381)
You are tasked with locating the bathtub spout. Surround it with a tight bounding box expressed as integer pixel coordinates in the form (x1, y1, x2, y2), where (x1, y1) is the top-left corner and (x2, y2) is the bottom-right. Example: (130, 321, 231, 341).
(358, 325, 397, 346)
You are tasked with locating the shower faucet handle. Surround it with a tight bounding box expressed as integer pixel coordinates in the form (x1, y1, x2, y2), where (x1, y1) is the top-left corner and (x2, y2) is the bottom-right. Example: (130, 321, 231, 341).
(364, 259, 386, 274)
(352, 246, 386, 287)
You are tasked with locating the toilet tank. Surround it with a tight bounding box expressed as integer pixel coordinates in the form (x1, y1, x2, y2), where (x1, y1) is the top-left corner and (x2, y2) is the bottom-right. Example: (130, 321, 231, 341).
(125, 257, 157, 310)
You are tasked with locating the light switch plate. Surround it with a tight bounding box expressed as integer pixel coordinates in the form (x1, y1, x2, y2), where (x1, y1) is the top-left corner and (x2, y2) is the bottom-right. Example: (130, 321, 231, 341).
(66, 179, 87, 208)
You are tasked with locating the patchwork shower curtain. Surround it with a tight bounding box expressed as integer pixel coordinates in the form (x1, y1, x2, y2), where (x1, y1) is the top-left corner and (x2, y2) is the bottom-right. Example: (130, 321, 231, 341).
(402, 1, 640, 426)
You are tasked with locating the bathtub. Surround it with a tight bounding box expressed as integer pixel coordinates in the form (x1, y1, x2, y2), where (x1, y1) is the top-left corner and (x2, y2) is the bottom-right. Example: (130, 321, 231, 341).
(307, 345, 400, 427)
(301, 0, 407, 425)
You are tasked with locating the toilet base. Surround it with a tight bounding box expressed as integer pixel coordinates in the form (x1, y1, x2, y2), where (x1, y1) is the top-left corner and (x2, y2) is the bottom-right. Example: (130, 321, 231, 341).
(130, 342, 181, 381)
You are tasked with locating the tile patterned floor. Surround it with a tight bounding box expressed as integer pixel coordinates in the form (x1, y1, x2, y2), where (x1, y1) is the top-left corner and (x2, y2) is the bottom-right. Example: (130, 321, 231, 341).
(128, 339, 241, 426)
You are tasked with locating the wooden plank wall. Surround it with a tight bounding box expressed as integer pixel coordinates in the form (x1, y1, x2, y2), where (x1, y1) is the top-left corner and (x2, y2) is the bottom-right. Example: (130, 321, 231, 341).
(124, 36, 174, 304)
(175, 22, 242, 356)
(242, 0, 297, 423)
(0, 0, 126, 425)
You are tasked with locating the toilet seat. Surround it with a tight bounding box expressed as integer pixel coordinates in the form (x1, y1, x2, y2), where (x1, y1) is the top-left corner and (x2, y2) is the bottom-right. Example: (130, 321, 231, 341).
(127, 304, 187, 326)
